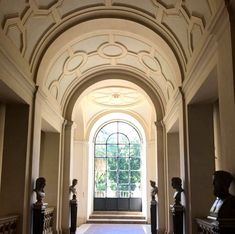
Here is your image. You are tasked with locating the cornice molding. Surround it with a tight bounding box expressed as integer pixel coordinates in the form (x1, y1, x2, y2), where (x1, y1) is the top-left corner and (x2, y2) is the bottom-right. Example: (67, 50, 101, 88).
(182, 34, 218, 104)
(0, 48, 35, 104)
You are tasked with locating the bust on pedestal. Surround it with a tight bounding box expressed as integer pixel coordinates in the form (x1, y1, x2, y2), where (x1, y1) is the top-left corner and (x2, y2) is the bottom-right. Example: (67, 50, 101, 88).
(69, 178, 78, 200)
(69, 179, 78, 233)
(170, 177, 184, 234)
(33, 177, 47, 234)
(34, 177, 47, 207)
(196, 170, 235, 234)
(150, 180, 158, 234)
(208, 170, 235, 220)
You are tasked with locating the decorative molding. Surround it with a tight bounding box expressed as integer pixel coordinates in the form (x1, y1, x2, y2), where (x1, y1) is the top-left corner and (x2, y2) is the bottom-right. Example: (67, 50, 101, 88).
(0, 0, 219, 73)
(44, 31, 176, 105)
(0, 48, 34, 104)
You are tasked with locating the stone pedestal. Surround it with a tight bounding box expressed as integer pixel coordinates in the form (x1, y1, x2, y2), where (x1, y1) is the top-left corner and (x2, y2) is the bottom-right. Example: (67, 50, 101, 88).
(151, 201, 157, 234)
(70, 196, 77, 233)
(171, 204, 184, 234)
(33, 203, 47, 234)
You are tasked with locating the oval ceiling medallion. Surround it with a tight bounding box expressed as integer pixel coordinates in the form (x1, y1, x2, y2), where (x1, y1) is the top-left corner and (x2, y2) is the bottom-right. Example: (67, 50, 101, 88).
(65, 53, 84, 72)
(99, 43, 126, 58)
(88, 86, 143, 107)
(141, 54, 160, 72)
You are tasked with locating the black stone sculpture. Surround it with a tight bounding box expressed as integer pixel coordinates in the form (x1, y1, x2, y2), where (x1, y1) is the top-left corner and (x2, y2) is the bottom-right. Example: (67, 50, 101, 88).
(209, 170, 235, 219)
(170, 177, 184, 234)
(33, 177, 47, 234)
(196, 170, 235, 234)
(171, 177, 184, 206)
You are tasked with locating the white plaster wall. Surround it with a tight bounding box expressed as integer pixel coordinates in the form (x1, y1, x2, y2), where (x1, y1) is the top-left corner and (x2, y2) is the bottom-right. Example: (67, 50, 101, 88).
(146, 140, 157, 223)
(72, 141, 88, 226)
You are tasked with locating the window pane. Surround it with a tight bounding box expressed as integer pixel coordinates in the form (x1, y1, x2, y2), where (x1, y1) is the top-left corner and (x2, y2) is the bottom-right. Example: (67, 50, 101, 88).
(130, 158, 140, 170)
(107, 158, 117, 170)
(95, 130, 108, 144)
(119, 184, 129, 198)
(102, 122, 117, 135)
(130, 171, 141, 183)
(118, 184, 129, 191)
(95, 158, 106, 173)
(119, 133, 129, 144)
(119, 171, 129, 183)
(118, 122, 134, 137)
(130, 183, 141, 198)
(94, 120, 142, 199)
(130, 144, 140, 157)
(128, 131, 141, 144)
(118, 144, 129, 157)
(107, 144, 118, 157)
(107, 133, 118, 144)
(94, 183, 106, 198)
(119, 158, 129, 170)
(107, 171, 117, 183)
(95, 145, 106, 158)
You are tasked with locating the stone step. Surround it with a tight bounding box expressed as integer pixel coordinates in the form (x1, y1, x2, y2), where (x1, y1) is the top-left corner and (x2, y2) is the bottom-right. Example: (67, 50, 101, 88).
(86, 219, 147, 224)
(87, 212, 147, 224)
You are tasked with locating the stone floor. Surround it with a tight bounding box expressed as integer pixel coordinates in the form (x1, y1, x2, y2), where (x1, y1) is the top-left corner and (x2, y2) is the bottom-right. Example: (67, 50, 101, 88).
(76, 224, 151, 234)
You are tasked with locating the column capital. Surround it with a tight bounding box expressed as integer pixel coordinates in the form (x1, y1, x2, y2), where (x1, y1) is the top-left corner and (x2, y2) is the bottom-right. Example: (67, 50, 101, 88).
(63, 119, 73, 127)
(154, 120, 165, 129)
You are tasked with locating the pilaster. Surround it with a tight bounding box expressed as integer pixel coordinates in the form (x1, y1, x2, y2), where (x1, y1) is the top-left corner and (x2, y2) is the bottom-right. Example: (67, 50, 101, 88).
(154, 120, 166, 234)
(61, 119, 75, 234)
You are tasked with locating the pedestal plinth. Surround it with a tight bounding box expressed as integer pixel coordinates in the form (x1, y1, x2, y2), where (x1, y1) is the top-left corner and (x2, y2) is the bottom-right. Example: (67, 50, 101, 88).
(170, 204, 184, 234)
(70, 196, 77, 233)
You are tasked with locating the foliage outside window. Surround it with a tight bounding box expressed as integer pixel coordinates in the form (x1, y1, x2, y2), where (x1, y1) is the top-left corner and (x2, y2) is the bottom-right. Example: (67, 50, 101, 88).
(94, 121, 142, 198)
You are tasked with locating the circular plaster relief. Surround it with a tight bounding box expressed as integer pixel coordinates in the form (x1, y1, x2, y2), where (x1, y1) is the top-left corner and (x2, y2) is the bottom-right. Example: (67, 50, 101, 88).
(65, 53, 84, 72)
(99, 43, 126, 58)
(88, 86, 143, 107)
(141, 54, 160, 72)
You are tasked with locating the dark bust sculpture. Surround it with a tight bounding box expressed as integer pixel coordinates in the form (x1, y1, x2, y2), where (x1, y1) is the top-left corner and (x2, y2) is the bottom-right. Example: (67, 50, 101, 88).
(69, 179, 78, 200)
(209, 170, 235, 219)
(34, 177, 46, 205)
(150, 180, 158, 204)
(171, 177, 184, 206)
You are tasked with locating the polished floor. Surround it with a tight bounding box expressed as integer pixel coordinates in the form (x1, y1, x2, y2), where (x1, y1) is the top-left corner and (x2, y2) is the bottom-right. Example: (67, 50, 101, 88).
(76, 224, 151, 234)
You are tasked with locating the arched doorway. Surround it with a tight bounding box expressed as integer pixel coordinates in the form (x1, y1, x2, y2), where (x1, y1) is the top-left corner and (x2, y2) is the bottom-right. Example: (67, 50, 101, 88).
(87, 111, 148, 218)
(93, 119, 143, 212)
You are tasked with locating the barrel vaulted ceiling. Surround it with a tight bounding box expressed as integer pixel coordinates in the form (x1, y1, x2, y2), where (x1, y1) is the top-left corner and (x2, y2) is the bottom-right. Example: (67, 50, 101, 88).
(0, 0, 224, 111)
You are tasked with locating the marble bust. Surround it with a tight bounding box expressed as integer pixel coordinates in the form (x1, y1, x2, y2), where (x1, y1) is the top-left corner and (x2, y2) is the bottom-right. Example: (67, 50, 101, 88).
(69, 179, 78, 200)
(150, 180, 158, 204)
(34, 177, 46, 205)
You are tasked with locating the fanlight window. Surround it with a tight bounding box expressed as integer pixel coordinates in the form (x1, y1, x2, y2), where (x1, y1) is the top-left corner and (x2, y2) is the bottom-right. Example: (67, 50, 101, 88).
(94, 121, 142, 198)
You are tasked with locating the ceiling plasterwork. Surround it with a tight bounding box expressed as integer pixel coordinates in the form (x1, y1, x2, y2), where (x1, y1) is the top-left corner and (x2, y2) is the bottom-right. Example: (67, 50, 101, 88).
(87, 86, 144, 108)
(44, 31, 176, 105)
(0, 0, 222, 74)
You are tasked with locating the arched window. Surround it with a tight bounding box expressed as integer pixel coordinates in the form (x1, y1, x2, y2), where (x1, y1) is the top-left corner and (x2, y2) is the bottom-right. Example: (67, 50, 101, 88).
(94, 120, 142, 211)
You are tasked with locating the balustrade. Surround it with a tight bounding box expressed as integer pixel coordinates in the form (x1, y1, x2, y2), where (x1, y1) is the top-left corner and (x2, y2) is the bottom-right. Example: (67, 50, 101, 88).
(0, 215, 19, 234)
(44, 207, 54, 234)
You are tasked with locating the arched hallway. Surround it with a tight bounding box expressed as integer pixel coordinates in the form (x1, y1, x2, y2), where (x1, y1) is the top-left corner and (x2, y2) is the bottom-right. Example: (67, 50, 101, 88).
(0, 1, 235, 234)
